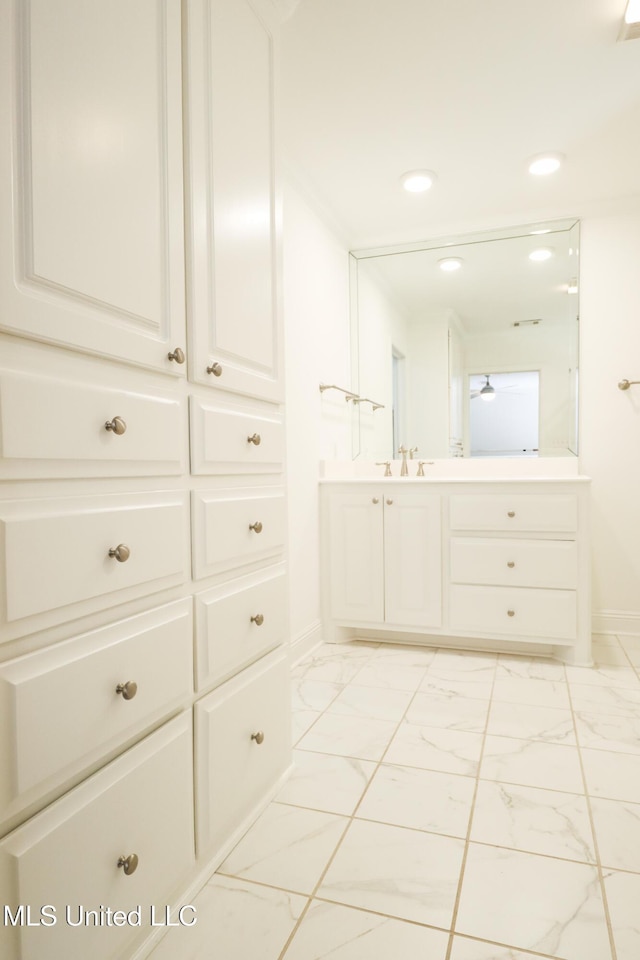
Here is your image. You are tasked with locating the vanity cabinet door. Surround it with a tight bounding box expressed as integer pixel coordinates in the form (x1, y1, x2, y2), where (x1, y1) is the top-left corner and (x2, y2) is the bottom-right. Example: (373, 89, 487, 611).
(0, 0, 186, 373)
(327, 492, 384, 623)
(384, 494, 442, 627)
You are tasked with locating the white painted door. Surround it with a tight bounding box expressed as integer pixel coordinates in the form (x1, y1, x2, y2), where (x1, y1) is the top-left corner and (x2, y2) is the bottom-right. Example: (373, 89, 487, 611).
(0, 0, 186, 374)
(328, 492, 384, 622)
(184, 0, 282, 401)
(384, 493, 442, 627)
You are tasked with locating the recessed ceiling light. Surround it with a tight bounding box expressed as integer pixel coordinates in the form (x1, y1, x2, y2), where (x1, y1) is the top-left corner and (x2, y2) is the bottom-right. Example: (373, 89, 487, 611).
(529, 247, 554, 262)
(438, 257, 463, 272)
(400, 170, 436, 193)
(527, 153, 564, 176)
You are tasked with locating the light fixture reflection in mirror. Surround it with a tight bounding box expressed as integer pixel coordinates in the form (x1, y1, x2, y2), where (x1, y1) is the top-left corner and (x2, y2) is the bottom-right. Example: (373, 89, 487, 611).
(350, 218, 579, 461)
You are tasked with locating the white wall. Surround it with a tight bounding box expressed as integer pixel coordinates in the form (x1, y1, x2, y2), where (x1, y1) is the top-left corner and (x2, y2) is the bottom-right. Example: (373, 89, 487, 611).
(283, 183, 351, 655)
(284, 190, 640, 641)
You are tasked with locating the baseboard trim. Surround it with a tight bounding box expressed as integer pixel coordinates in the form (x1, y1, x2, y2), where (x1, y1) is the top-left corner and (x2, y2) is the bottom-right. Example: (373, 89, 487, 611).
(593, 610, 640, 636)
(289, 618, 323, 665)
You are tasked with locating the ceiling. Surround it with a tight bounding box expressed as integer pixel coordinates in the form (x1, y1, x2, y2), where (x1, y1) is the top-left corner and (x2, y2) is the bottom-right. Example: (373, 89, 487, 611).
(279, 0, 640, 249)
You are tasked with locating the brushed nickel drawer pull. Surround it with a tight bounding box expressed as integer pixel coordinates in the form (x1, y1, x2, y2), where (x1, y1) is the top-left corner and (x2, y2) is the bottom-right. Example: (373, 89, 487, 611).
(207, 361, 223, 376)
(117, 853, 139, 876)
(249, 521, 263, 533)
(109, 544, 130, 563)
(507, 561, 515, 568)
(507, 511, 516, 518)
(247, 433, 261, 445)
(251, 614, 264, 626)
(386, 499, 394, 505)
(372, 497, 379, 504)
(105, 416, 126, 435)
(116, 680, 138, 700)
(507, 610, 515, 617)
(167, 347, 185, 364)
(251, 731, 265, 744)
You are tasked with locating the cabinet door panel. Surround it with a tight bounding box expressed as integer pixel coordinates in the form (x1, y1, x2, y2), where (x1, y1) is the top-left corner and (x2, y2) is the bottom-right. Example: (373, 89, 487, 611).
(327, 493, 384, 622)
(184, 0, 281, 400)
(384, 494, 442, 627)
(0, 0, 186, 372)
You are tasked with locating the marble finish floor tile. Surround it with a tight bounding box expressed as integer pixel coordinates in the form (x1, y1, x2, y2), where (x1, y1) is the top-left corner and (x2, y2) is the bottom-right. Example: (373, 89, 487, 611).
(318, 818, 465, 927)
(427, 651, 496, 685)
(406, 691, 490, 733)
(591, 643, 634, 666)
(218, 802, 347, 894)
(418, 675, 494, 700)
(581, 748, 640, 802)
(370, 643, 438, 666)
(292, 655, 371, 685)
(295, 712, 398, 761)
(292, 679, 344, 712)
(486, 701, 576, 744)
(491, 677, 570, 710)
(456, 844, 612, 960)
(292, 709, 321, 745)
(603, 869, 640, 960)
(148, 875, 307, 960)
(590, 796, 640, 872)
(349, 659, 430, 691)
(568, 682, 640, 718)
(276, 750, 376, 815)
(326, 683, 414, 721)
(480, 736, 584, 794)
(565, 664, 640, 688)
(357, 763, 475, 837)
(574, 711, 640, 755)
(450, 938, 561, 959)
(471, 781, 596, 863)
(283, 900, 449, 960)
(496, 655, 566, 681)
(385, 721, 484, 777)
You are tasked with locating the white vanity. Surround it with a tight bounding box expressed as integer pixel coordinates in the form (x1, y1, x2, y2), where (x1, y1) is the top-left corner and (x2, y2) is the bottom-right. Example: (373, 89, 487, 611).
(320, 464, 591, 665)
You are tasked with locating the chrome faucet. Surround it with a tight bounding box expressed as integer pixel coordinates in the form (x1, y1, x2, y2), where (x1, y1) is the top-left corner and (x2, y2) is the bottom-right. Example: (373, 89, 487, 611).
(398, 446, 409, 476)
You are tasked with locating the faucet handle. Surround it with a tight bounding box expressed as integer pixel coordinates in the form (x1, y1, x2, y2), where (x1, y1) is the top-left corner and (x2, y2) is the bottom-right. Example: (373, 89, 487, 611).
(409, 446, 418, 459)
(416, 460, 435, 477)
(375, 461, 392, 477)
(398, 445, 407, 455)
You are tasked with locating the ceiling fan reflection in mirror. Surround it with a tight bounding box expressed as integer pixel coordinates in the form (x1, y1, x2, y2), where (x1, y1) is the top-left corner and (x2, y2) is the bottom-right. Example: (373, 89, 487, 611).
(470, 372, 532, 401)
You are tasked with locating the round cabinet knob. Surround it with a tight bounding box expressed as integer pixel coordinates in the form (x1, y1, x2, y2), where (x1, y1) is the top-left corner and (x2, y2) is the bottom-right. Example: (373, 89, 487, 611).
(116, 680, 138, 700)
(109, 544, 130, 563)
(372, 497, 379, 504)
(206, 361, 223, 377)
(117, 853, 139, 876)
(249, 521, 263, 534)
(247, 433, 261, 445)
(507, 511, 516, 518)
(167, 347, 185, 364)
(507, 561, 515, 568)
(386, 499, 394, 505)
(251, 613, 264, 626)
(507, 610, 516, 617)
(105, 416, 127, 435)
(251, 731, 265, 745)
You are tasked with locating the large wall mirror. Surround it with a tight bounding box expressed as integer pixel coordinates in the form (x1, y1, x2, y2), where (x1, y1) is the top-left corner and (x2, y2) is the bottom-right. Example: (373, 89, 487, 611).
(350, 218, 580, 460)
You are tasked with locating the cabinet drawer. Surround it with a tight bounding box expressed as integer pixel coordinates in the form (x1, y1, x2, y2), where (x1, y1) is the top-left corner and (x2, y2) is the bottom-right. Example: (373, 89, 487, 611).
(449, 584, 577, 640)
(0, 492, 189, 629)
(0, 367, 185, 479)
(192, 488, 285, 580)
(190, 396, 284, 474)
(450, 538, 578, 589)
(195, 647, 291, 857)
(449, 494, 577, 532)
(0, 600, 193, 825)
(0, 714, 194, 960)
(195, 565, 286, 691)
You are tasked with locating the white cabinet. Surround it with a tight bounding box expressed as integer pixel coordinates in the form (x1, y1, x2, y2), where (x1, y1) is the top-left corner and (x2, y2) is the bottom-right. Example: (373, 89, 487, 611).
(322, 479, 591, 664)
(326, 490, 442, 628)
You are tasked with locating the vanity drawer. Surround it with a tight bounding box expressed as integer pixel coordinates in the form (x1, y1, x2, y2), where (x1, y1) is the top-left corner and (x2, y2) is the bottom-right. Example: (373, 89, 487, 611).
(450, 538, 577, 589)
(195, 565, 287, 691)
(195, 647, 291, 857)
(190, 396, 284, 474)
(0, 713, 194, 960)
(449, 584, 577, 640)
(0, 600, 193, 825)
(0, 492, 189, 630)
(0, 367, 185, 479)
(449, 494, 577, 533)
(192, 488, 285, 580)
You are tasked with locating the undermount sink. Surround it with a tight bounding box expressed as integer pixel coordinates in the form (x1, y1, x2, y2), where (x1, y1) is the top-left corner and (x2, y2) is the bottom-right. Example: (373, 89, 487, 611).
(320, 458, 584, 482)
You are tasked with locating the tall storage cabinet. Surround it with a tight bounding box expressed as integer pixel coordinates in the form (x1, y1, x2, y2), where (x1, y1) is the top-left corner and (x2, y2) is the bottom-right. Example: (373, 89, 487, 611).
(0, 2, 291, 959)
